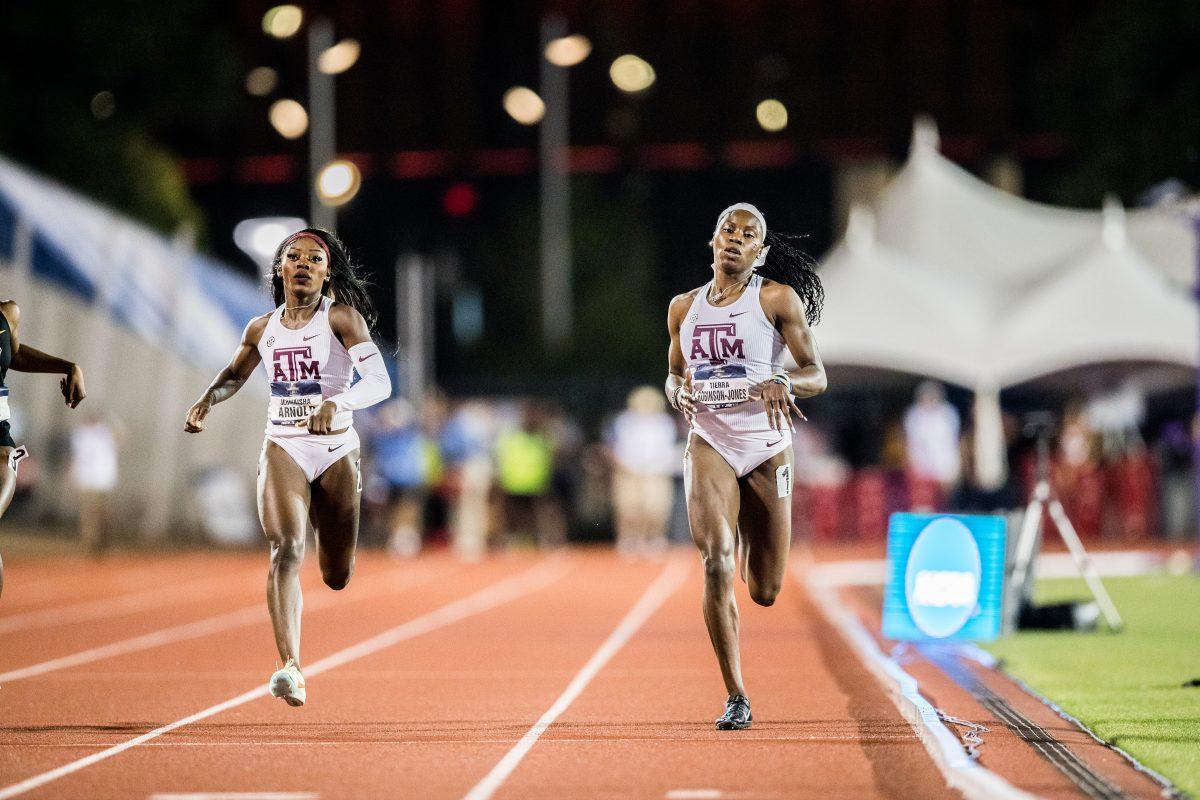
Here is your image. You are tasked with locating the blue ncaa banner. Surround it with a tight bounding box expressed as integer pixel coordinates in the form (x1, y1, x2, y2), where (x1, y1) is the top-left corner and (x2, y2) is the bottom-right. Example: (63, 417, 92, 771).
(882, 513, 1006, 642)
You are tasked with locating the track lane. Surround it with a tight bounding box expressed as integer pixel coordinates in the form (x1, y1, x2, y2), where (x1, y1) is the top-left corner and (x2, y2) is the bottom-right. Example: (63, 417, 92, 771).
(491, 558, 959, 799)
(2, 552, 672, 799)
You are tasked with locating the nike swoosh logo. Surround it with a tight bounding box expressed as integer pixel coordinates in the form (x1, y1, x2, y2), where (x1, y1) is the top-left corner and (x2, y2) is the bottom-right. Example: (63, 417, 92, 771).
(303, 334, 321, 341)
(766, 439, 782, 447)
(729, 311, 747, 318)
(328, 444, 344, 452)
(358, 353, 377, 363)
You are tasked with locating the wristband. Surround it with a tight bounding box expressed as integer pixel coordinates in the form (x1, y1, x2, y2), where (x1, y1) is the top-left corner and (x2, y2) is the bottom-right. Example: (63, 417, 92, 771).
(769, 373, 793, 394)
(670, 385, 684, 410)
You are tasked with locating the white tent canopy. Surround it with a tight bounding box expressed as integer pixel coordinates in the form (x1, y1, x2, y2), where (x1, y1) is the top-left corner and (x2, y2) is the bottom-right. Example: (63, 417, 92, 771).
(873, 119, 1197, 295)
(815, 120, 1198, 488)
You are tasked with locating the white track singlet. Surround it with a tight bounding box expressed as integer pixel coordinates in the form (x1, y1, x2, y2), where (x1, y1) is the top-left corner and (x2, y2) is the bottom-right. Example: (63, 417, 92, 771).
(682, 275, 791, 477)
(256, 297, 354, 439)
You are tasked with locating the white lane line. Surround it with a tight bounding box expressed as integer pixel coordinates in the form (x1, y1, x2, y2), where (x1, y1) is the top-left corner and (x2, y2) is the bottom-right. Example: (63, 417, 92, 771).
(0, 559, 566, 800)
(809, 549, 1169, 588)
(0, 570, 260, 634)
(0, 562, 456, 684)
(462, 557, 689, 800)
(798, 565, 1035, 800)
(148, 794, 318, 800)
(665, 791, 723, 799)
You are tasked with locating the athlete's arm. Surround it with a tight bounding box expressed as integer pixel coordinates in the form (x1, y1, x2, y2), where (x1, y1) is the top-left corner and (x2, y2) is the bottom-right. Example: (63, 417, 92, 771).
(183, 315, 268, 433)
(306, 303, 392, 435)
(756, 281, 827, 430)
(665, 292, 697, 424)
(2, 300, 86, 408)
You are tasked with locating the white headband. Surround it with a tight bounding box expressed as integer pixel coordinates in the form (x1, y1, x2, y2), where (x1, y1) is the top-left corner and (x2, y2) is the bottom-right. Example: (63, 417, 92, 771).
(714, 203, 770, 267)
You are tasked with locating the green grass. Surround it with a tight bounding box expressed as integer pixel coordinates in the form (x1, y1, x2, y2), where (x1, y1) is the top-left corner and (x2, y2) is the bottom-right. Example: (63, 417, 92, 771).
(983, 574, 1200, 797)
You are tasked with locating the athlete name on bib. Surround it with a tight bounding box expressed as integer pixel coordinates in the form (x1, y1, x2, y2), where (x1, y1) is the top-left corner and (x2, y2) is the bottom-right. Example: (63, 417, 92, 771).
(0, 388, 10, 422)
(692, 378, 751, 409)
(268, 381, 322, 426)
(690, 363, 751, 410)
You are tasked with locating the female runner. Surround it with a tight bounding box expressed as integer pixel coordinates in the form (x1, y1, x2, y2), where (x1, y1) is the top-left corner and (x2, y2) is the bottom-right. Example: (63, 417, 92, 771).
(184, 229, 391, 706)
(0, 299, 87, 599)
(666, 204, 826, 729)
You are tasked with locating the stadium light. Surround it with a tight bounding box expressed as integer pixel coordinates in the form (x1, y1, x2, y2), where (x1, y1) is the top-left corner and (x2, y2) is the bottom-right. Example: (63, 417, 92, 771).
(263, 5, 303, 38)
(756, 99, 788, 132)
(90, 91, 115, 120)
(544, 34, 591, 67)
(245, 66, 278, 97)
(609, 54, 655, 93)
(233, 217, 307, 270)
(316, 160, 361, 206)
(318, 38, 360, 74)
(503, 86, 546, 125)
(268, 98, 308, 139)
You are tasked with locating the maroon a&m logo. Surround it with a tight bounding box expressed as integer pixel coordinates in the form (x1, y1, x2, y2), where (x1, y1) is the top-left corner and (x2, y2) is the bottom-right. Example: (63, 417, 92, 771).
(690, 323, 744, 362)
(272, 347, 321, 381)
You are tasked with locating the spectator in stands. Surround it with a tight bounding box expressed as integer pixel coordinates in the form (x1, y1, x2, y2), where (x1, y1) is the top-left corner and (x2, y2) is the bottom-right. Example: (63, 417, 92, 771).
(69, 412, 119, 554)
(439, 400, 495, 560)
(370, 398, 440, 557)
(903, 381, 961, 509)
(494, 402, 560, 548)
(606, 386, 680, 558)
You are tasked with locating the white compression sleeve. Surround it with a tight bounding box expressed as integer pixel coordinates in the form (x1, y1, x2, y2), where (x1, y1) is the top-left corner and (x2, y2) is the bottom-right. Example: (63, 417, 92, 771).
(330, 342, 392, 413)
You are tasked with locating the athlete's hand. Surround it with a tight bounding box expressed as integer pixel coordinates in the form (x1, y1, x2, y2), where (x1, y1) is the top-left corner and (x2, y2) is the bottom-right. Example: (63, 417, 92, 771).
(304, 400, 339, 435)
(751, 379, 806, 431)
(60, 363, 86, 408)
(184, 398, 212, 433)
(673, 373, 697, 426)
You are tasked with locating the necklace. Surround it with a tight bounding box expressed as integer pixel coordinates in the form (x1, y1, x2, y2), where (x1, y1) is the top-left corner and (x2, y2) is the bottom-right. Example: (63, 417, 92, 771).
(284, 296, 321, 311)
(708, 275, 750, 305)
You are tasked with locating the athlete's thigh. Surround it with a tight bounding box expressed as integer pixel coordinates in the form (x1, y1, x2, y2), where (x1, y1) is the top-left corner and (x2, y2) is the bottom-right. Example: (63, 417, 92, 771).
(684, 433, 741, 557)
(258, 441, 311, 543)
(737, 446, 793, 589)
(309, 450, 361, 571)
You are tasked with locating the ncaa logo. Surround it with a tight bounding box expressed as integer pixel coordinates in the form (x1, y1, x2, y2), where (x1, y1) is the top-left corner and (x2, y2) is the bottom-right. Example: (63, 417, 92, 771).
(903, 517, 982, 638)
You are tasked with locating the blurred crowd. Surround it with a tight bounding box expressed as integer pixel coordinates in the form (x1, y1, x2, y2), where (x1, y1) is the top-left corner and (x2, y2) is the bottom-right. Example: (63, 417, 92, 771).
(7, 381, 1196, 553)
(795, 381, 1197, 545)
(352, 387, 688, 559)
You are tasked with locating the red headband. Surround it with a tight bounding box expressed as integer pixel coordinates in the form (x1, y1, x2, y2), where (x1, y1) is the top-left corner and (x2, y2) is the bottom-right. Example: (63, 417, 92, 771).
(280, 232, 331, 265)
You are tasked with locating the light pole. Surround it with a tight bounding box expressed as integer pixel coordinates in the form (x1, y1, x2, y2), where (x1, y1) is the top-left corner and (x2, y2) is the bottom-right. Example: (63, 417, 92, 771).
(307, 18, 336, 230)
(539, 14, 572, 350)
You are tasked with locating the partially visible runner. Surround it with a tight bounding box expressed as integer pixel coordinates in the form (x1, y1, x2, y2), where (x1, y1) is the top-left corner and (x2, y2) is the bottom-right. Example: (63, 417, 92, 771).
(0, 299, 87, 600)
(184, 229, 392, 706)
(666, 204, 826, 729)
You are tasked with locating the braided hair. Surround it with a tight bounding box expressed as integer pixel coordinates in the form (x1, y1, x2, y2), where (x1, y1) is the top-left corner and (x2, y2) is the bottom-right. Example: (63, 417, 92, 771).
(755, 231, 824, 326)
(269, 227, 378, 329)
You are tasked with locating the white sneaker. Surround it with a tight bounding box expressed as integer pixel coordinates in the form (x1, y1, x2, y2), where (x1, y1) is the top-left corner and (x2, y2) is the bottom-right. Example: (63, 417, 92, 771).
(269, 660, 306, 707)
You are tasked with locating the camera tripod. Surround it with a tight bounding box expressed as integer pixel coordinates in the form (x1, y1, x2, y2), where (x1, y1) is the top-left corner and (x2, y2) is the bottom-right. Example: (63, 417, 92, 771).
(1007, 420, 1124, 632)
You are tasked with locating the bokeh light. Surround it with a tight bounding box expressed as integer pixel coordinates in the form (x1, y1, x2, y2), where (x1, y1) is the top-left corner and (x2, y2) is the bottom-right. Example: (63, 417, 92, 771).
(503, 86, 546, 126)
(262, 5, 303, 39)
(245, 67, 278, 97)
(90, 91, 116, 120)
(609, 54, 656, 93)
(756, 99, 788, 132)
(316, 160, 362, 206)
(268, 99, 308, 139)
(318, 39, 361, 75)
(544, 34, 592, 67)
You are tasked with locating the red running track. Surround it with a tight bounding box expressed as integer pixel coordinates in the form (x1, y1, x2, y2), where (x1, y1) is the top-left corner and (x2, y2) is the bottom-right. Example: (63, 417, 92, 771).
(0, 549, 956, 799)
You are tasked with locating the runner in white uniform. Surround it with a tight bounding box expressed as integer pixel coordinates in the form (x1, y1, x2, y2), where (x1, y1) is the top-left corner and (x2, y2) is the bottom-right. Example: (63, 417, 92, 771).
(185, 228, 391, 707)
(666, 203, 826, 730)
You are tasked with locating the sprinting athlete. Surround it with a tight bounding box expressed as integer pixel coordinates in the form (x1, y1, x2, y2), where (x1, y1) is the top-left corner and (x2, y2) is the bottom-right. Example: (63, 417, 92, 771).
(184, 229, 391, 706)
(0, 299, 87, 600)
(666, 204, 826, 730)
